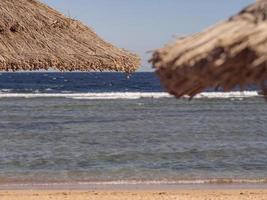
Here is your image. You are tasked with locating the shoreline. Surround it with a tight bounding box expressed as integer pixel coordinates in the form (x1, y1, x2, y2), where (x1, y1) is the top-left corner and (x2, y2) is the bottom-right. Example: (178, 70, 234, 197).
(1, 181, 267, 200)
(1, 189, 267, 200)
(1, 181, 267, 191)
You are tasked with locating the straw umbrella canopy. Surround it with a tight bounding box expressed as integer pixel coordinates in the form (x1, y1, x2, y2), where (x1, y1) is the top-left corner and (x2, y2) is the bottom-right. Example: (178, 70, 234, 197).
(0, 0, 140, 73)
(151, 0, 267, 98)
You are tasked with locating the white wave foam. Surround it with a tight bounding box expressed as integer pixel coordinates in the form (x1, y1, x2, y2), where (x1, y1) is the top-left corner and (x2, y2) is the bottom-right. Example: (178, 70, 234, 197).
(0, 91, 260, 100)
(0, 179, 266, 189)
(72, 179, 267, 185)
(0, 89, 13, 92)
(0, 92, 172, 99)
(193, 91, 259, 99)
(71, 93, 172, 100)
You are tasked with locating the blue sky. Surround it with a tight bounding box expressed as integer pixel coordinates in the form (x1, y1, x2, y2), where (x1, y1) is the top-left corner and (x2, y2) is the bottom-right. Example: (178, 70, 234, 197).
(42, 0, 253, 71)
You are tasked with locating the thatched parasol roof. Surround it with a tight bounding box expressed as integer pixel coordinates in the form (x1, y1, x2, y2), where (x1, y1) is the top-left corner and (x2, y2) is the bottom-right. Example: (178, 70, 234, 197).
(0, 0, 140, 73)
(151, 0, 267, 98)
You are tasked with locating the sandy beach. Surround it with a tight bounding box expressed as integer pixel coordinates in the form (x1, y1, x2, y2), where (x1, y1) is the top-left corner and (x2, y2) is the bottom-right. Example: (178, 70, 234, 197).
(1, 189, 267, 200)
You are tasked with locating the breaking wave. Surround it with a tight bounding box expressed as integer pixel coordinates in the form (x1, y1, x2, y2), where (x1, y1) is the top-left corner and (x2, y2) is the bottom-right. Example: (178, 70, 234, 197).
(0, 91, 260, 100)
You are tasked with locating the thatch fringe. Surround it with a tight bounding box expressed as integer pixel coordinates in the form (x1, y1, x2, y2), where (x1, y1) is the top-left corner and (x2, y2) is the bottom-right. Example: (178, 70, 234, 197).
(0, 0, 140, 72)
(151, 0, 267, 98)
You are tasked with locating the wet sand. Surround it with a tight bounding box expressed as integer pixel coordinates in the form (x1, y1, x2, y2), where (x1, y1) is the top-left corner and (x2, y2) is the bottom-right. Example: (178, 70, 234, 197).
(1, 189, 267, 200)
(1, 182, 267, 199)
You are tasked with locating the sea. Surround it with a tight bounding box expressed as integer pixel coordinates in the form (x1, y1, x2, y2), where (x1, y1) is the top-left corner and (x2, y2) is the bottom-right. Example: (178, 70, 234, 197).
(0, 72, 266, 188)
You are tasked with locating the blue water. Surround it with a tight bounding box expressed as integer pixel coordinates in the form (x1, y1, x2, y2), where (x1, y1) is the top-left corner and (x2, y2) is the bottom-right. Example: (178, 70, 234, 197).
(0, 72, 266, 184)
(0, 72, 162, 93)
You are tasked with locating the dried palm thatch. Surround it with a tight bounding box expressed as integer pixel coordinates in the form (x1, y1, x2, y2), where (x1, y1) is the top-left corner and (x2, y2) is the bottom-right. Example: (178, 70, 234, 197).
(151, 0, 267, 98)
(0, 0, 140, 73)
